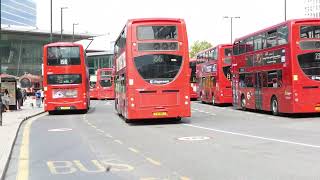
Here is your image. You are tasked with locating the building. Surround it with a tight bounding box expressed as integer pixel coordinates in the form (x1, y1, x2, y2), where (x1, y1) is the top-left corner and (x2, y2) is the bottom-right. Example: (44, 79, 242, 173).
(305, 0, 320, 18)
(0, 28, 93, 76)
(1, 0, 37, 27)
(86, 51, 114, 76)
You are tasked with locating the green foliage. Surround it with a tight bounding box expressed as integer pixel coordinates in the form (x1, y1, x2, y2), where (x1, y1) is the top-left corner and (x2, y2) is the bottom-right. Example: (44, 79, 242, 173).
(189, 40, 212, 58)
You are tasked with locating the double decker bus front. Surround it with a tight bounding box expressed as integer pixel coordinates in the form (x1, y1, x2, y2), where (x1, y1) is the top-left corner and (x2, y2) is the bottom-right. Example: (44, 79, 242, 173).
(293, 20, 320, 113)
(44, 45, 88, 112)
(127, 20, 191, 119)
(189, 59, 198, 100)
(217, 45, 233, 104)
(98, 69, 115, 99)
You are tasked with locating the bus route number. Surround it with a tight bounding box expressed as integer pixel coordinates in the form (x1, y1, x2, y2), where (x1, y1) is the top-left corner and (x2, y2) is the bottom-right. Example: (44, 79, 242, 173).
(315, 53, 320, 60)
(60, 58, 68, 65)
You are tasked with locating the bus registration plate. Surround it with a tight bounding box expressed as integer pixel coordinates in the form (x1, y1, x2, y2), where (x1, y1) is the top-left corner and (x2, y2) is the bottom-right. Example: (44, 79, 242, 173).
(153, 112, 167, 116)
(60, 107, 71, 110)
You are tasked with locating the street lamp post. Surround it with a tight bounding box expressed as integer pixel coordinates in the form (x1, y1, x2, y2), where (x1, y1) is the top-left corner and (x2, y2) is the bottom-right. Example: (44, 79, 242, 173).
(60, 7, 67, 41)
(72, 23, 79, 41)
(284, 0, 287, 21)
(223, 16, 240, 44)
(50, 0, 52, 42)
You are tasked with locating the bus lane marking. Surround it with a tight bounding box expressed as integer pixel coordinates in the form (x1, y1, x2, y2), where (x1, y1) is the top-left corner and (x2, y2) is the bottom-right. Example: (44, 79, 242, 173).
(184, 124, 320, 149)
(47, 159, 134, 174)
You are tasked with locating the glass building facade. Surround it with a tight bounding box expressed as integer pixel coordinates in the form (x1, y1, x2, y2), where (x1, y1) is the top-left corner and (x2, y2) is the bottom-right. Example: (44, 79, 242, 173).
(1, 0, 37, 27)
(0, 30, 93, 76)
(87, 52, 114, 76)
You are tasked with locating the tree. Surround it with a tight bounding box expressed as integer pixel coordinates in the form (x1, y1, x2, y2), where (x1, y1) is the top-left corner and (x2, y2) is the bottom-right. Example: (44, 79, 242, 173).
(189, 40, 213, 58)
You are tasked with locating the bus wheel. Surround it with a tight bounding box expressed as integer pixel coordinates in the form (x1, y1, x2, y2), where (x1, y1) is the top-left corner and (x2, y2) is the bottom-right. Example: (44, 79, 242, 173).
(271, 97, 279, 116)
(124, 118, 131, 123)
(48, 111, 55, 115)
(212, 95, 216, 105)
(241, 95, 246, 110)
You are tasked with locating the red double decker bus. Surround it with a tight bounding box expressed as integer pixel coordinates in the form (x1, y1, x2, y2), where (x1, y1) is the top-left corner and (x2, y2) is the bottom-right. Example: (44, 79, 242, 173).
(90, 68, 115, 100)
(189, 58, 198, 100)
(232, 19, 320, 115)
(43, 42, 90, 114)
(114, 18, 191, 121)
(196, 44, 233, 105)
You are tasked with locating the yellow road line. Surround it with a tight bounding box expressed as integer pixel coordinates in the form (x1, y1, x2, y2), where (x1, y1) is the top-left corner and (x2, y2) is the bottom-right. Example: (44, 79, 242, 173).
(146, 157, 161, 166)
(128, 147, 139, 153)
(16, 117, 37, 180)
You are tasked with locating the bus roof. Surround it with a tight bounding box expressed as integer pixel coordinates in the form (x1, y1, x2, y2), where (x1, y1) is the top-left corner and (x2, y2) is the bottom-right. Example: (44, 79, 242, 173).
(234, 18, 320, 43)
(196, 44, 232, 56)
(128, 18, 184, 25)
(44, 42, 82, 47)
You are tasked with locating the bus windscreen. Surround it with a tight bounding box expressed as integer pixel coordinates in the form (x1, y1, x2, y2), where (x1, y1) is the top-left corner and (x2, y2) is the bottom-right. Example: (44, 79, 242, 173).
(47, 47, 80, 66)
(48, 74, 82, 84)
(137, 26, 177, 40)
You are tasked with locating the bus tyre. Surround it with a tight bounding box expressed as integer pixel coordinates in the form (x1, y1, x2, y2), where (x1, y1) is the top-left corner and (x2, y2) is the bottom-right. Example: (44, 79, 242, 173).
(271, 97, 279, 116)
(241, 95, 246, 111)
(48, 111, 55, 115)
(212, 95, 216, 105)
(124, 118, 131, 123)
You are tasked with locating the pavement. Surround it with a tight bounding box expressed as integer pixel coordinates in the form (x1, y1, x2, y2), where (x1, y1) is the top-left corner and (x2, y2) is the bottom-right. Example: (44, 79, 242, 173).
(3, 100, 320, 180)
(0, 97, 45, 180)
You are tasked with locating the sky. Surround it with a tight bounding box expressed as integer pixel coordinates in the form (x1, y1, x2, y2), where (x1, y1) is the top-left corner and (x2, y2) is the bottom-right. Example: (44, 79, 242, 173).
(35, 0, 306, 50)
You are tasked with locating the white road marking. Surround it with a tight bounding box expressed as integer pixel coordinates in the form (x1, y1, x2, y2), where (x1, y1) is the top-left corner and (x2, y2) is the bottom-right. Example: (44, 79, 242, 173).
(48, 128, 72, 132)
(210, 113, 217, 116)
(96, 129, 104, 133)
(105, 134, 113, 138)
(184, 124, 320, 149)
(198, 110, 204, 113)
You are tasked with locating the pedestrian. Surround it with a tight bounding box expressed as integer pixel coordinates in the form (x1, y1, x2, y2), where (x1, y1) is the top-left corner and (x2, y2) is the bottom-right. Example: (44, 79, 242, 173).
(35, 90, 41, 108)
(16, 88, 23, 110)
(2, 89, 10, 112)
(40, 88, 44, 103)
(22, 89, 27, 101)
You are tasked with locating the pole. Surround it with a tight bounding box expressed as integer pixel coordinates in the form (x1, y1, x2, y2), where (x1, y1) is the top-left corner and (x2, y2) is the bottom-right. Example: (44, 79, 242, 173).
(60, 8, 63, 41)
(223, 16, 240, 44)
(284, 0, 287, 21)
(230, 17, 233, 44)
(60, 7, 67, 41)
(72, 24, 74, 41)
(50, 0, 52, 42)
(72, 23, 78, 42)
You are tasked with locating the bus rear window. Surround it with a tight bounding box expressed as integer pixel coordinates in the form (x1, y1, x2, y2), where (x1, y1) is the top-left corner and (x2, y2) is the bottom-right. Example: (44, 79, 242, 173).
(100, 79, 112, 87)
(48, 74, 82, 84)
(137, 26, 177, 40)
(100, 71, 112, 79)
(300, 26, 320, 39)
(47, 47, 81, 66)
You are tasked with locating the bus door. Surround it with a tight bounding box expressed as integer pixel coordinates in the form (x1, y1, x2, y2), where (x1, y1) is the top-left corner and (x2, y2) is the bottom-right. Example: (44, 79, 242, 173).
(232, 74, 239, 108)
(255, 72, 263, 110)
